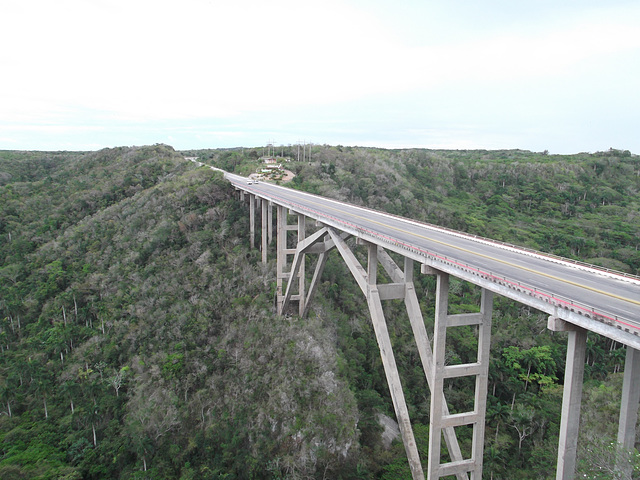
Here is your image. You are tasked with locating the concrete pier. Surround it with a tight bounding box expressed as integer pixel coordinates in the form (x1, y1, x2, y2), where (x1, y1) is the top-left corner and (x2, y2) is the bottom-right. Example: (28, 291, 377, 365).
(557, 326, 587, 480)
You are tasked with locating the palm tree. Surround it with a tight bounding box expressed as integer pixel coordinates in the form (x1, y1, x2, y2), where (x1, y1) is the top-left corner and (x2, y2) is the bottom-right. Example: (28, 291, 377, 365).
(0, 382, 12, 417)
(484, 445, 508, 480)
(59, 380, 78, 414)
(87, 404, 101, 447)
(487, 401, 511, 442)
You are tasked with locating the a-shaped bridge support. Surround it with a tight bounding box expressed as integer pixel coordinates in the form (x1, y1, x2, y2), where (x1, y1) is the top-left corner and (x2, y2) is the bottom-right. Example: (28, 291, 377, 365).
(276, 222, 492, 479)
(240, 186, 640, 480)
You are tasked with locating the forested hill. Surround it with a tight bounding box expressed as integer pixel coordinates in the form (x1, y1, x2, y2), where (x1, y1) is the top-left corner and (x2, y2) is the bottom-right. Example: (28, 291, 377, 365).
(0, 145, 359, 479)
(1, 144, 639, 479)
(189, 145, 640, 273)
(284, 146, 640, 274)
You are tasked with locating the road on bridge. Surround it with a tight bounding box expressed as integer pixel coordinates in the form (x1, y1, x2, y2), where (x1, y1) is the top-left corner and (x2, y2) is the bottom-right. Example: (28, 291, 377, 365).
(225, 172, 640, 336)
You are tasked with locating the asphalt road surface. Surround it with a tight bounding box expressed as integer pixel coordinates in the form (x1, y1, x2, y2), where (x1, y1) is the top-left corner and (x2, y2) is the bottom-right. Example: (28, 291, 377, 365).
(226, 173, 640, 332)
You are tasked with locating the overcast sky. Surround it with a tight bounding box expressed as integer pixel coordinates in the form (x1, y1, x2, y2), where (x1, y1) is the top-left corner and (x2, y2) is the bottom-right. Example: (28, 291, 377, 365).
(2, 0, 639, 153)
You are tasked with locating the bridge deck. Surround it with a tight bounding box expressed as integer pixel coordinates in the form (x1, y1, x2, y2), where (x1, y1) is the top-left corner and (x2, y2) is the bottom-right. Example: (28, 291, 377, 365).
(227, 173, 640, 349)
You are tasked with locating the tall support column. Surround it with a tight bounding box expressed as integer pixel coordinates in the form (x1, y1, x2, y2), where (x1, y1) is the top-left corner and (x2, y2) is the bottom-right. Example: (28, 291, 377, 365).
(365, 243, 424, 480)
(276, 205, 286, 314)
(297, 215, 306, 316)
(261, 200, 268, 264)
(472, 288, 493, 479)
(617, 347, 640, 466)
(249, 194, 255, 250)
(428, 272, 449, 479)
(401, 258, 469, 480)
(427, 269, 492, 480)
(556, 326, 587, 480)
(267, 201, 273, 245)
(325, 232, 425, 478)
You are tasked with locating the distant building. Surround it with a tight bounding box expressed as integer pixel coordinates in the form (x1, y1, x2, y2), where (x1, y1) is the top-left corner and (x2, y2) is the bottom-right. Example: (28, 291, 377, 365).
(257, 156, 285, 179)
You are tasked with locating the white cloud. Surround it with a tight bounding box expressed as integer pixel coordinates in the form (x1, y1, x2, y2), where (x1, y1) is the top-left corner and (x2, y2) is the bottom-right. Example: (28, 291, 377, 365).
(399, 9, 640, 91)
(2, 0, 639, 152)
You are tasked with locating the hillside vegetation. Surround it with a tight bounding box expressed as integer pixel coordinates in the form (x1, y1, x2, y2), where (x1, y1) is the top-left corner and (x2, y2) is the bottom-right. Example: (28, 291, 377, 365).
(188, 145, 640, 272)
(1, 144, 638, 479)
(0, 146, 359, 479)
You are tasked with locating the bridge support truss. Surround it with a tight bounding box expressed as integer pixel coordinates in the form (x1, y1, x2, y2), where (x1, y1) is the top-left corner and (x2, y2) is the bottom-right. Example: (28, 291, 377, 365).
(241, 190, 640, 480)
(272, 221, 493, 479)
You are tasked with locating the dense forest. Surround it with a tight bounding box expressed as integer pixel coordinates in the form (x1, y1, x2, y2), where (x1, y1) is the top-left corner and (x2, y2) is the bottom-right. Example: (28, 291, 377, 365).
(1, 144, 639, 479)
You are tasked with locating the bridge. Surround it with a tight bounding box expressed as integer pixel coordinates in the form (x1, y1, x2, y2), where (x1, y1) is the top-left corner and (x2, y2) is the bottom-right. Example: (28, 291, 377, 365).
(220, 168, 640, 480)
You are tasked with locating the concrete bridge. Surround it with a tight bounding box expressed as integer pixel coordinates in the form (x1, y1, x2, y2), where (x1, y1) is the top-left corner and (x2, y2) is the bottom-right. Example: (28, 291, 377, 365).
(223, 170, 640, 480)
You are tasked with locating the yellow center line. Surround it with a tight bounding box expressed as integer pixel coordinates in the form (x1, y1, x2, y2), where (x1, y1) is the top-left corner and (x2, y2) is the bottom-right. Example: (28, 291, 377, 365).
(285, 191, 640, 307)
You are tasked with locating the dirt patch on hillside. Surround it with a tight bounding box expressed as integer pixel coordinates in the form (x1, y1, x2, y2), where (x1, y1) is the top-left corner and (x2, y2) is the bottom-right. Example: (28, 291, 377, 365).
(280, 169, 295, 182)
